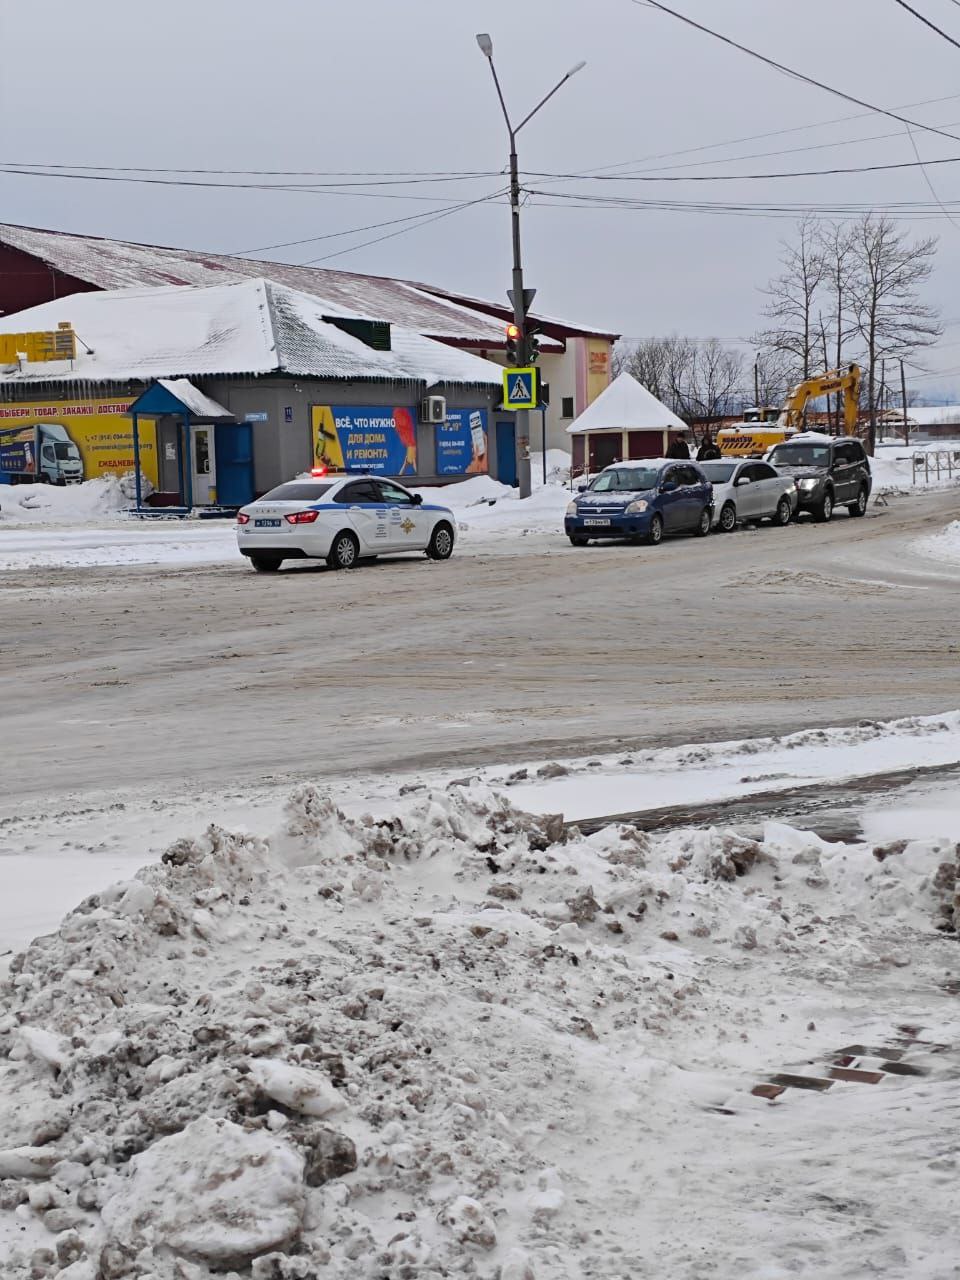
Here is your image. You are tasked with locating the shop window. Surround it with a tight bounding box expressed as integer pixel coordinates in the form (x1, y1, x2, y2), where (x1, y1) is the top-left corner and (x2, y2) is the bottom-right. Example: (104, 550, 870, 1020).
(561, 396, 574, 419)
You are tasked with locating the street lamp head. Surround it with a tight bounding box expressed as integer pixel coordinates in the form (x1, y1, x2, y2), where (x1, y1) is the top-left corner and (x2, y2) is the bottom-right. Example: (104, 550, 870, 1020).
(476, 32, 493, 58)
(566, 60, 587, 78)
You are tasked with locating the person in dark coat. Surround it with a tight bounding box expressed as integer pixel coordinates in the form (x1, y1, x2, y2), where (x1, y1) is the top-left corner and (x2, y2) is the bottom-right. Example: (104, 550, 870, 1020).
(697, 433, 722, 461)
(665, 436, 690, 459)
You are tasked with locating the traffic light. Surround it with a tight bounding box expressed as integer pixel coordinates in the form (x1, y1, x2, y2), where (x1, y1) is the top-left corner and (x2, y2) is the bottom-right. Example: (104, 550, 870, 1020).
(525, 317, 542, 363)
(505, 322, 522, 365)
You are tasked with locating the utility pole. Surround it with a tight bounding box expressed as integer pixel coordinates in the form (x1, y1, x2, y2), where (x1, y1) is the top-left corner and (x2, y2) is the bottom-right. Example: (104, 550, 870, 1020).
(754, 355, 760, 408)
(900, 357, 909, 446)
(880, 358, 886, 444)
(476, 34, 585, 499)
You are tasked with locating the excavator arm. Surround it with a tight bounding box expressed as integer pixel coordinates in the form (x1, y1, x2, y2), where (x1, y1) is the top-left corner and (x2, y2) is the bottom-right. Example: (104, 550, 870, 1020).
(779, 364, 862, 435)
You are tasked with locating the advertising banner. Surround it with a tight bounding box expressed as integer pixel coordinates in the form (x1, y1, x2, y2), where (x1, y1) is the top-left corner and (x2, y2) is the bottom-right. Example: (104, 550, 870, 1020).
(0, 399, 158, 485)
(435, 408, 489, 476)
(311, 405, 417, 476)
(585, 339, 612, 407)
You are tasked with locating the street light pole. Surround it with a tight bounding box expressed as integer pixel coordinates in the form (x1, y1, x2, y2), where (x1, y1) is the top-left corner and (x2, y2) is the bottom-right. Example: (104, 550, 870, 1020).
(476, 34, 585, 499)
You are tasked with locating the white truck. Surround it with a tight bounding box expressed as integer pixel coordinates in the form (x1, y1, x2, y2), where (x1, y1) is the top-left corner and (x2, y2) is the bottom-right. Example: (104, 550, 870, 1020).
(0, 422, 84, 485)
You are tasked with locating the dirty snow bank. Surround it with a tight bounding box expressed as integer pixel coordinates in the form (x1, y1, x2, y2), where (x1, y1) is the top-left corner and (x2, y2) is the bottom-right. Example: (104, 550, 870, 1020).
(0, 478, 134, 525)
(915, 519, 960, 565)
(415, 450, 572, 540)
(1, 787, 959, 1278)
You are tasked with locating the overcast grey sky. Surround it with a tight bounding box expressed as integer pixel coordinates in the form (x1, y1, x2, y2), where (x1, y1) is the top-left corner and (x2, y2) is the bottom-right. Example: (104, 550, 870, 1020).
(3, 0, 960, 395)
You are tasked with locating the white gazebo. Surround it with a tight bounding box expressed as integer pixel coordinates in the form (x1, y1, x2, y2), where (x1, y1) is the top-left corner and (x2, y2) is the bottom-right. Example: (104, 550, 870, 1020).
(567, 372, 687, 475)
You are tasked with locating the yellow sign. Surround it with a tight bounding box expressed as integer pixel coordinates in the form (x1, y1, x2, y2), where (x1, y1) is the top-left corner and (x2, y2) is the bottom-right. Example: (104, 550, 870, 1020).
(0, 398, 158, 485)
(503, 367, 537, 410)
(0, 326, 77, 365)
(585, 338, 611, 407)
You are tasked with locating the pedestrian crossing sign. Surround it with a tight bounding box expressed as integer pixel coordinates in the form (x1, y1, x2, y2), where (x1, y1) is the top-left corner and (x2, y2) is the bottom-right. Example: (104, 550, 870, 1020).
(503, 366, 538, 410)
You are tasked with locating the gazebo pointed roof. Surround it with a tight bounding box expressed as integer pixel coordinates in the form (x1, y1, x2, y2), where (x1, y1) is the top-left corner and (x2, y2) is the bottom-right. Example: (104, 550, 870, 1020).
(567, 372, 687, 434)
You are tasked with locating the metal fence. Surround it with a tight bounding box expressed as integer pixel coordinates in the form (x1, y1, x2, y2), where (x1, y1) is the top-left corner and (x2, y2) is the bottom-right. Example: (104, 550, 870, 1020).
(912, 450, 960, 484)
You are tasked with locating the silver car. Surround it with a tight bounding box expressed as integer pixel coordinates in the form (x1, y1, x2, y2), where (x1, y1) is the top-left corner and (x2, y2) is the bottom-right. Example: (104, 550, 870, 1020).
(699, 459, 798, 532)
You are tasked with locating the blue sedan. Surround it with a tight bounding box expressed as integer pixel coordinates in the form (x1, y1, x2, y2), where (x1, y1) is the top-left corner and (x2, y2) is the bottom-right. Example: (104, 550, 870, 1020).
(565, 459, 714, 547)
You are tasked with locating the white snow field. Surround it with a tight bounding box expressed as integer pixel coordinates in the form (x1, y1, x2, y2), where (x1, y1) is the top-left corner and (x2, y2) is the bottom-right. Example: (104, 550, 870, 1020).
(2, 716, 960, 1278)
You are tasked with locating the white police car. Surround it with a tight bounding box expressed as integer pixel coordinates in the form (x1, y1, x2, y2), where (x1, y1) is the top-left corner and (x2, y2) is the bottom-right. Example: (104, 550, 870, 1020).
(236, 470, 456, 572)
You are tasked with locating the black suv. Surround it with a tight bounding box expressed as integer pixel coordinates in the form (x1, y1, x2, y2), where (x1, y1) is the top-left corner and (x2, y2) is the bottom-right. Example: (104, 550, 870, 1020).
(766, 436, 871, 522)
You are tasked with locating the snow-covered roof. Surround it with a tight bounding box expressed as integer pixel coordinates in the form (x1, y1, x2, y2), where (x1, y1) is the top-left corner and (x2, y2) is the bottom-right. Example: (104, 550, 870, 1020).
(903, 405, 960, 426)
(155, 379, 233, 419)
(0, 223, 587, 349)
(566, 372, 687, 434)
(0, 280, 505, 388)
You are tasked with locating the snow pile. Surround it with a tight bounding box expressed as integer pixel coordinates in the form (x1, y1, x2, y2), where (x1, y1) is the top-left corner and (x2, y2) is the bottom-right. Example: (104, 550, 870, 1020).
(872, 443, 960, 495)
(915, 519, 960, 566)
(416, 452, 573, 541)
(0, 478, 134, 525)
(0, 786, 957, 1278)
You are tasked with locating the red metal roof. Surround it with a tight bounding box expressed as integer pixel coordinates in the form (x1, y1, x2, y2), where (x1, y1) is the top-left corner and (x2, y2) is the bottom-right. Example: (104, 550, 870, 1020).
(0, 223, 597, 351)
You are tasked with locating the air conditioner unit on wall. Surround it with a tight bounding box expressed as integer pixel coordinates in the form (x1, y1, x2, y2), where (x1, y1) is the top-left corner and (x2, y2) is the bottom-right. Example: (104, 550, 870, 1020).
(421, 395, 446, 424)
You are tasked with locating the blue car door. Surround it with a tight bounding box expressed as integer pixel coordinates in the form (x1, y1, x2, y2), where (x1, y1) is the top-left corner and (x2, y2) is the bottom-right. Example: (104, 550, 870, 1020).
(676, 464, 702, 528)
(658, 465, 685, 531)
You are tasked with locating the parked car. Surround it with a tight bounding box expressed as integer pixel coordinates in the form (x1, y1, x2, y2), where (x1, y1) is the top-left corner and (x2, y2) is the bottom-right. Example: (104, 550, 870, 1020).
(236, 472, 456, 572)
(565, 459, 713, 547)
(699, 459, 797, 531)
(765, 434, 871, 522)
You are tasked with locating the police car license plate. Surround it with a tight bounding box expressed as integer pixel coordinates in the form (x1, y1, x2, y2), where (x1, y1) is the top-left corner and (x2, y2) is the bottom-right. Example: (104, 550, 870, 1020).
(255, 518, 282, 527)
(584, 518, 611, 526)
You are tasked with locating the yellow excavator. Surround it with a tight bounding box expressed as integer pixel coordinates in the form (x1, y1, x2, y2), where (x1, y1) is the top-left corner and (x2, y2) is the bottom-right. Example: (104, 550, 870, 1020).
(718, 364, 862, 457)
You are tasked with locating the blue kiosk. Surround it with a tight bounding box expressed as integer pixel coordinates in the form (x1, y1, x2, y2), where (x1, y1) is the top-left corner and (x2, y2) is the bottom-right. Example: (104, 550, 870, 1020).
(127, 379, 254, 514)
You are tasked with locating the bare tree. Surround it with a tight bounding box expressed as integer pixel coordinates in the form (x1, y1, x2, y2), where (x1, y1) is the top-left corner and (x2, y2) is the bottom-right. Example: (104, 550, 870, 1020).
(756, 215, 826, 383)
(752, 348, 794, 409)
(613, 336, 670, 403)
(613, 335, 745, 424)
(848, 214, 941, 453)
(817, 221, 860, 430)
(685, 338, 744, 421)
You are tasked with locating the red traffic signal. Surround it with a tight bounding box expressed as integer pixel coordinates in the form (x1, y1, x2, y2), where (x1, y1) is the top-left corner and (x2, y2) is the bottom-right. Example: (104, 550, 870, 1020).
(505, 322, 522, 364)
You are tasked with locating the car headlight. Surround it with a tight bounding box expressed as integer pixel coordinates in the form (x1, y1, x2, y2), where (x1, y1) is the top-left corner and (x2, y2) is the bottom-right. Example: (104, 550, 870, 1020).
(625, 499, 648, 514)
(566, 500, 579, 515)
(798, 478, 819, 490)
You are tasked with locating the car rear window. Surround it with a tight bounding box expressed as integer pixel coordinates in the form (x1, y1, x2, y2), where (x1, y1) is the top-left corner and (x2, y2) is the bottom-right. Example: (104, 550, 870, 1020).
(260, 482, 334, 501)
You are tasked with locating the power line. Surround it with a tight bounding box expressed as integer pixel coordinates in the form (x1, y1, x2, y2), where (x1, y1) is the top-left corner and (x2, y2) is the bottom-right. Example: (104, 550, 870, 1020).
(542, 92, 960, 184)
(631, 0, 960, 145)
(580, 116, 960, 178)
(231, 197, 503, 256)
(903, 124, 960, 231)
(298, 188, 508, 266)
(0, 163, 495, 181)
(527, 153, 960, 183)
(7, 90, 960, 192)
(0, 165, 492, 205)
(891, 0, 960, 50)
(526, 189, 960, 220)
